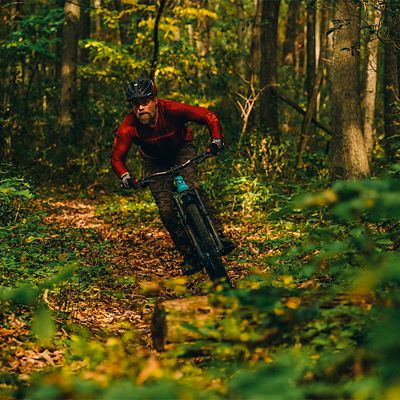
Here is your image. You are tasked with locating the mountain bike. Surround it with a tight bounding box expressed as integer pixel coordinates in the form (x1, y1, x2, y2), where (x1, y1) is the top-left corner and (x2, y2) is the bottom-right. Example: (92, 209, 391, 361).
(137, 152, 232, 287)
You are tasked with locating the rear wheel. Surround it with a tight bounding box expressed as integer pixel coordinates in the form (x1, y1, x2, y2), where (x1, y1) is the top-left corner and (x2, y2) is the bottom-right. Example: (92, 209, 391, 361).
(186, 203, 231, 286)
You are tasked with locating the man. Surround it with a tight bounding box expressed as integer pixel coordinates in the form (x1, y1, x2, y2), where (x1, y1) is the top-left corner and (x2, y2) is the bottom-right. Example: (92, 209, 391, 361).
(111, 77, 234, 274)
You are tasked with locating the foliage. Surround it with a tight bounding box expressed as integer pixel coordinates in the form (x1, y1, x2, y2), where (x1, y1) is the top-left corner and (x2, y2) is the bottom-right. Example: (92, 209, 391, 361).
(0, 166, 34, 226)
(1, 0, 399, 398)
(1, 161, 399, 399)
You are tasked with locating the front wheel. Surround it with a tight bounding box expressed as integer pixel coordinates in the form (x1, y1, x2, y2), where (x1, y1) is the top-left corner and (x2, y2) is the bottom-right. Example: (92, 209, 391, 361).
(185, 203, 231, 286)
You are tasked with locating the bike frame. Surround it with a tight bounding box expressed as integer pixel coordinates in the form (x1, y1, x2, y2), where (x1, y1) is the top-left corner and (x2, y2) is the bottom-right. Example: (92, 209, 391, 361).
(137, 152, 224, 258)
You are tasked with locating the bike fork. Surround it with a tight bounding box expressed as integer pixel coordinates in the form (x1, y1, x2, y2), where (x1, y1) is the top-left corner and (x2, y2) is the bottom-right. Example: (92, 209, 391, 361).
(174, 195, 204, 258)
(191, 188, 224, 253)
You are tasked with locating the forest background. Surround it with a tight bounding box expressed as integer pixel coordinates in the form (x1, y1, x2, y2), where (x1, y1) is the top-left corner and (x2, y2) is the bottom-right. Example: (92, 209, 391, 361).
(1, 0, 400, 399)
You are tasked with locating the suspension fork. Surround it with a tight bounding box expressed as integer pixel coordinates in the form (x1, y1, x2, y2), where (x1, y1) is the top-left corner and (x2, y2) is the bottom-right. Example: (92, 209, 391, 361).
(178, 189, 224, 254)
(192, 188, 224, 252)
(173, 191, 204, 258)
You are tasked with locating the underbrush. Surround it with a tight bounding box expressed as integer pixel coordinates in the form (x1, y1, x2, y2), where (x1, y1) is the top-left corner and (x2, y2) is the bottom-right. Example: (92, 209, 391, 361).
(1, 164, 400, 399)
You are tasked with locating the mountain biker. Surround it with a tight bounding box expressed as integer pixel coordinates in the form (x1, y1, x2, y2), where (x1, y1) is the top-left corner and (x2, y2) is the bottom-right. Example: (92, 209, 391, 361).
(111, 77, 235, 275)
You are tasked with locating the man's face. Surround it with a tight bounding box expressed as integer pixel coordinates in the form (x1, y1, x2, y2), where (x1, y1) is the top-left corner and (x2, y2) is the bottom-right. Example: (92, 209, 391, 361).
(132, 97, 157, 125)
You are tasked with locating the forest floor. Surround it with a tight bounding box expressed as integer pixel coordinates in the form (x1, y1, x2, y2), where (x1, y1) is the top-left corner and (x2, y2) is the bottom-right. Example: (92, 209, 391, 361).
(3, 177, 396, 399)
(2, 190, 279, 382)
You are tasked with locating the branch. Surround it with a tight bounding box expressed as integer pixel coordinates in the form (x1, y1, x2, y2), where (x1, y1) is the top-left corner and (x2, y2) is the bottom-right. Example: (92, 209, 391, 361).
(0, 1, 23, 10)
(150, 0, 167, 80)
(273, 89, 335, 137)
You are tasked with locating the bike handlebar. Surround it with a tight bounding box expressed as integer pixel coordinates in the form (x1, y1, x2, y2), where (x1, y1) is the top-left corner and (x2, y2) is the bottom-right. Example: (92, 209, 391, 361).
(137, 151, 212, 188)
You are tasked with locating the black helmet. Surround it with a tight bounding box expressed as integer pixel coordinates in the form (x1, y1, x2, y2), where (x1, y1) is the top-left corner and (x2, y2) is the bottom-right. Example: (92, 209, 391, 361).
(126, 78, 157, 102)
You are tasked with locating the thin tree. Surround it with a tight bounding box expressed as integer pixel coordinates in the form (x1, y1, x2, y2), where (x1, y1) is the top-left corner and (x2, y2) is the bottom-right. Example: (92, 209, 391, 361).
(94, 0, 101, 37)
(2, 0, 24, 161)
(260, 0, 281, 137)
(236, 0, 246, 76)
(297, 0, 329, 167)
(305, 0, 316, 100)
(282, 0, 300, 68)
(58, 0, 80, 137)
(383, 1, 400, 161)
(362, 5, 380, 160)
(149, 0, 167, 81)
(250, 0, 262, 79)
(330, 0, 370, 179)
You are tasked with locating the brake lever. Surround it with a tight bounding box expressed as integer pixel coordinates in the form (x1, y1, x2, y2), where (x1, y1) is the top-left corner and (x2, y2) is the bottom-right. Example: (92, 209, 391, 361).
(137, 178, 155, 189)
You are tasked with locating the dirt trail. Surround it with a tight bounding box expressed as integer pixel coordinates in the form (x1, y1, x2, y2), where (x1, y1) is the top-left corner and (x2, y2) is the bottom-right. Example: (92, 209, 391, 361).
(3, 196, 252, 378)
(41, 197, 205, 348)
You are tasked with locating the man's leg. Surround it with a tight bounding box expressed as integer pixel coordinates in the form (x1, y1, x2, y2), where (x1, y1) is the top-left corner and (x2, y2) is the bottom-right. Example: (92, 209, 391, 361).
(142, 157, 193, 259)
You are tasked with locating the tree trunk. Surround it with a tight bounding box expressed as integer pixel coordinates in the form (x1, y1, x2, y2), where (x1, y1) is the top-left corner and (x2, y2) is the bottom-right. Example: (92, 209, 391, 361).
(295, 6, 306, 81)
(55, 0, 66, 82)
(260, 0, 281, 137)
(195, 0, 211, 83)
(297, 0, 329, 167)
(58, 0, 80, 137)
(94, 0, 102, 38)
(330, 0, 370, 179)
(80, 0, 91, 69)
(236, 0, 246, 76)
(113, 0, 129, 45)
(1, 0, 24, 161)
(282, 0, 300, 68)
(250, 0, 262, 79)
(362, 6, 380, 160)
(305, 0, 316, 100)
(150, 0, 167, 81)
(383, 3, 400, 161)
(78, 0, 91, 132)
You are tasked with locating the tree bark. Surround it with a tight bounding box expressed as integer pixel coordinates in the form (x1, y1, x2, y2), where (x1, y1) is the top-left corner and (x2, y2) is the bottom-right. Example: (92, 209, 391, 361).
(150, 0, 167, 81)
(330, 0, 370, 179)
(282, 0, 300, 68)
(152, 296, 214, 351)
(113, 0, 129, 45)
(94, 0, 102, 38)
(58, 0, 80, 136)
(80, 0, 91, 68)
(55, 0, 66, 82)
(78, 0, 91, 131)
(362, 6, 380, 160)
(236, 0, 246, 76)
(1, 0, 24, 161)
(305, 0, 316, 99)
(295, 6, 306, 81)
(297, 0, 329, 167)
(250, 0, 262, 79)
(260, 0, 281, 137)
(383, 3, 400, 161)
(151, 296, 261, 351)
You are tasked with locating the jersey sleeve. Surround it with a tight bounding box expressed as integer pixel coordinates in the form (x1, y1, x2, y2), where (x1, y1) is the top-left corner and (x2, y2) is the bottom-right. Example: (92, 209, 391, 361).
(165, 100, 223, 140)
(111, 113, 137, 177)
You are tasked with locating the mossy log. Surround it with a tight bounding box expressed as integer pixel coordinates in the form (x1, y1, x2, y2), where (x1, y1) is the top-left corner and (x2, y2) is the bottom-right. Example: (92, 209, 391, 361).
(151, 295, 221, 351)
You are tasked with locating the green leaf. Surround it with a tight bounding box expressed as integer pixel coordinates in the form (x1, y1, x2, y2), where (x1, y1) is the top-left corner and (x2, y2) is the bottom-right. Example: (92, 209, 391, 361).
(32, 306, 55, 344)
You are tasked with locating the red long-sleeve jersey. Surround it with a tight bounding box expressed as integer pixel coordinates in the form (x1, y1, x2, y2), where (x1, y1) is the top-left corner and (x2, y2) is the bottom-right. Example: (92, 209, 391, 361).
(111, 99, 223, 177)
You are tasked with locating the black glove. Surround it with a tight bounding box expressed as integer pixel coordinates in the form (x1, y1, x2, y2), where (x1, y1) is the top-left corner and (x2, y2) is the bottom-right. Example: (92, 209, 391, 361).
(208, 138, 224, 155)
(120, 173, 139, 189)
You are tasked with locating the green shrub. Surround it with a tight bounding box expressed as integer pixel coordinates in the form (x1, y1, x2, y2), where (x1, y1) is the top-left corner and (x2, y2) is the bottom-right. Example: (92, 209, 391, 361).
(0, 167, 34, 226)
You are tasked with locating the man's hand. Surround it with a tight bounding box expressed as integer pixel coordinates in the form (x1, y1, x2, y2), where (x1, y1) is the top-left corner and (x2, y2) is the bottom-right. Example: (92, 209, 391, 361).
(120, 172, 139, 189)
(208, 138, 224, 155)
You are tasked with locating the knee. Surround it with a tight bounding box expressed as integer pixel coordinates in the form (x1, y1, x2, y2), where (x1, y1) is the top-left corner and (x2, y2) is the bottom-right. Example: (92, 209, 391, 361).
(157, 200, 176, 224)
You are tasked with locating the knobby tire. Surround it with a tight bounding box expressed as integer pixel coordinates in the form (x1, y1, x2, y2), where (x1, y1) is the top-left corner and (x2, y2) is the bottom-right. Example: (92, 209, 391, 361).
(186, 203, 231, 286)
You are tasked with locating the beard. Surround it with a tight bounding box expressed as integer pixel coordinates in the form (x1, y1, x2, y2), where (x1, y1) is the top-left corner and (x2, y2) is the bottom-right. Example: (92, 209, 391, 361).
(138, 112, 153, 125)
